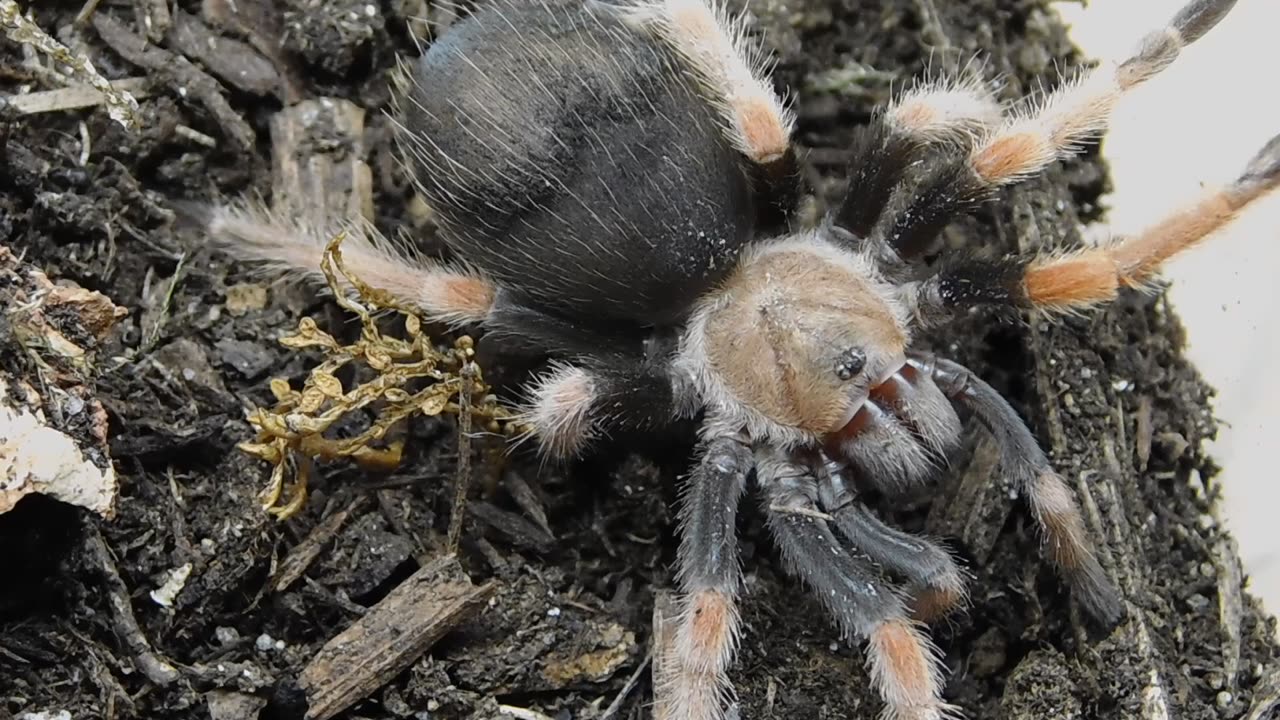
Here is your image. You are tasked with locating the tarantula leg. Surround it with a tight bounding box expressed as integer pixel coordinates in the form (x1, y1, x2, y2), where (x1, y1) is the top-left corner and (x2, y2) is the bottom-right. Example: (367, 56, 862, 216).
(196, 203, 496, 325)
(836, 75, 1001, 242)
(655, 433, 752, 720)
(885, 63, 1003, 145)
(911, 356, 1125, 626)
(517, 357, 676, 458)
(1018, 132, 1280, 312)
(615, 0, 794, 165)
(758, 450, 956, 720)
(871, 0, 1243, 260)
(815, 457, 968, 623)
(969, 0, 1239, 186)
(908, 132, 1280, 318)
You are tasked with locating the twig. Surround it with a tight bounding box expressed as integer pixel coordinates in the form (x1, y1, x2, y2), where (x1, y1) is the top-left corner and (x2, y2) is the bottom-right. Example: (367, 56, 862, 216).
(74, 0, 104, 26)
(272, 496, 366, 592)
(84, 523, 180, 686)
(174, 124, 216, 147)
(447, 357, 475, 553)
(142, 251, 186, 354)
(1214, 536, 1244, 689)
(91, 12, 255, 151)
(0, 76, 152, 115)
(601, 651, 653, 719)
(497, 706, 557, 720)
(0, 0, 139, 128)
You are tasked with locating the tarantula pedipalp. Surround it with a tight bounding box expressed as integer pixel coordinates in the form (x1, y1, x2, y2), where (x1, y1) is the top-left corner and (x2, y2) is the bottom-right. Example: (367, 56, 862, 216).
(199, 0, 1279, 717)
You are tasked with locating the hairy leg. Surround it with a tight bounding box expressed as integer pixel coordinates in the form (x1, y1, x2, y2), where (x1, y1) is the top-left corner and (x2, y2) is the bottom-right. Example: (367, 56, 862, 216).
(191, 202, 495, 326)
(868, 0, 1245, 264)
(908, 132, 1280, 319)
(654, 433, 752, 720)
(814, 456, 968, 623)
(837, 66, 1002, 245)
(516, 354, 678, 458)
(758, 448, 956, 720)
(969, 0, 1239, 186)
(614, 0, 794, 165)
(910, 355, 1124, 626)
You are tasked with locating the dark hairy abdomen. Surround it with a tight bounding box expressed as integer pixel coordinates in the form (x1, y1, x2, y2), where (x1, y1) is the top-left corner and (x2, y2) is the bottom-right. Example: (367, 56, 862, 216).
(398, 0, 754, 326)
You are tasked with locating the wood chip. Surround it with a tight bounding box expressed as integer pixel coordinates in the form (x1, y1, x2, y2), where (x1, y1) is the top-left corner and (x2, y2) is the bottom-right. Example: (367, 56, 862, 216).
(200, 0, 303, 103)
(1135, 395, 1153, 471)
(298, 555, 497, 720)
(133, 0, 170, 42)
(1244, 668, 1280, 720)
(206, 690, 267, 720)
(167, 9, 279, 95)
(504, 468, 552, 537)
(469, 500, 555, 552)
(0, 77, 152, 116)
(269, 98, 373, 225)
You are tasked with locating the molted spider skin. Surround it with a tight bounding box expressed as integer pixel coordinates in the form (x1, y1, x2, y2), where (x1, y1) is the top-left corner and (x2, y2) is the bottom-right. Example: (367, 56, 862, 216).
(398, 0, 755, 330)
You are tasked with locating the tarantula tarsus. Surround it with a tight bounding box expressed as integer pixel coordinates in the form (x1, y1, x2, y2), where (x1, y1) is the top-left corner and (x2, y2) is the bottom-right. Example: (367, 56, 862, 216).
(201, 0, 1279, 717)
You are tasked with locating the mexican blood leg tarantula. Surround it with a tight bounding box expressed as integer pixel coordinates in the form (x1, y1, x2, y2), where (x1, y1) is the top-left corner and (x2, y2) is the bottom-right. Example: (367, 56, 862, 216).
(201, 0, 1280, 717)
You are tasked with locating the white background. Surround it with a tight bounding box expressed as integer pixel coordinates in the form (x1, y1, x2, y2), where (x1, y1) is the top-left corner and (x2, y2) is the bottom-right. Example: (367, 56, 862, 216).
(1052, 0, 1280, 622)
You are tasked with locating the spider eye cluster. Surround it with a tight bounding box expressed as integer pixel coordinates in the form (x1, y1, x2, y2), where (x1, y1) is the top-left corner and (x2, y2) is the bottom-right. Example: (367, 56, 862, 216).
(834, 347, 867, 380)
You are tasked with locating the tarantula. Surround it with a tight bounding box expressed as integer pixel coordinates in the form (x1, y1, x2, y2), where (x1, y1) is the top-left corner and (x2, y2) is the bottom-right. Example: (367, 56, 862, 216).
(200, 0, 1279, 717)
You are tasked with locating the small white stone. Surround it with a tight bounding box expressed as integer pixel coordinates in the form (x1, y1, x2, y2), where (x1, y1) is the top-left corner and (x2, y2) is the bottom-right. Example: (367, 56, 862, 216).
(150, 563, 193, 607)
(547, 606, 562, 618)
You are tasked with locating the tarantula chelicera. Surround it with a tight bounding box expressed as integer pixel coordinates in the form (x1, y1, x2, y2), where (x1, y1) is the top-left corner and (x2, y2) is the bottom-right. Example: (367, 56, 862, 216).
(201, 0, 1279, 717)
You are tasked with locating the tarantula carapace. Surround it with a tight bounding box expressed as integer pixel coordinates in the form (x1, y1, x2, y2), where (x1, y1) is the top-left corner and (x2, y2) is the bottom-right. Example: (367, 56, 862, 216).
(200, 0, 1278, 717)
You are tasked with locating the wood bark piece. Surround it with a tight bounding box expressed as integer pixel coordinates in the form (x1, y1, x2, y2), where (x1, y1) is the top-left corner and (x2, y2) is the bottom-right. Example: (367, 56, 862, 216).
(0, 246, 124, 517)
(298, 555, 497, 720)
(167, 10, 279, 95)
(269, 97, 373, 226)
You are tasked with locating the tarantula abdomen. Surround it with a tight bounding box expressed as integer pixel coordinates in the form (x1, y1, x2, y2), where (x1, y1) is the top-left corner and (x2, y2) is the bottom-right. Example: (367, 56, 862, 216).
(397, 0, 758, 328)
